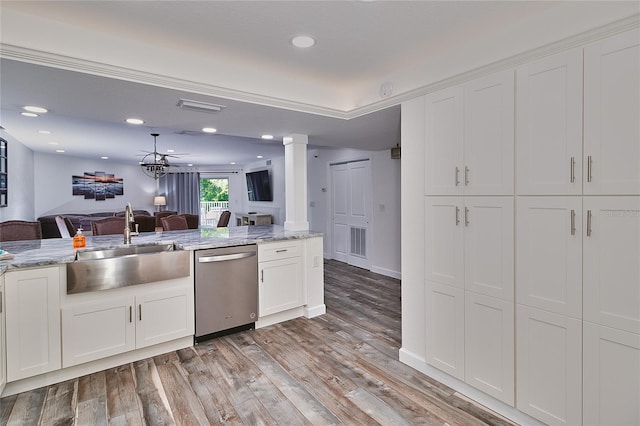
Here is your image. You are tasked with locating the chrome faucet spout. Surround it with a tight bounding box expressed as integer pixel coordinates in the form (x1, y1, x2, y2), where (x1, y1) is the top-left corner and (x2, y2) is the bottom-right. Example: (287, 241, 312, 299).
(124, 203, 139, 244)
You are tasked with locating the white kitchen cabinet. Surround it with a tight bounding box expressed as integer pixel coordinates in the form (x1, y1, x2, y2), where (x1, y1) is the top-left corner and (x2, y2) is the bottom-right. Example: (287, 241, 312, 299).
(62, 296, 135, 368)
(426, 281, 465, 380)
(463, 197, 514, 301)
(516, 197, 582, 318)
(425, 86, 464, 196)
(425, 71, 514, 196)
(0, 274, 6, 394)
(516, 304, 582, 426)
(425, 197, 464, 288)
(583, 322, 640, 426)
(584, 29, 640, 195)
(463, 70, 514, 195)
(258, 241, 304, 317)
(583, 196, 640, 334)
(62, 283, 194, 368)
(464, 291, 514, 405)
(5, 266, 61, 381)
(516, 49, 583, 195)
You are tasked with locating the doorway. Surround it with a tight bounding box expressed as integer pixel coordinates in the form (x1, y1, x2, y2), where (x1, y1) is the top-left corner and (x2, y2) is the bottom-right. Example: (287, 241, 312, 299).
(200, 177, 230, 226)
(330, 159, 371, 269)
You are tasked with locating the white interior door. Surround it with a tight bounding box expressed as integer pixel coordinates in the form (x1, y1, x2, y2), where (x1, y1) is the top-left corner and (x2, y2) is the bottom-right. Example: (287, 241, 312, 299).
(331, 160, 371, 269)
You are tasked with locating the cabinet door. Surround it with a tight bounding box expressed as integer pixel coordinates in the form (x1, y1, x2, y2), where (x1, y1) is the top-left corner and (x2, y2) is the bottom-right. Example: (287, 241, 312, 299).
(426, 281, 464, 380)
(464, 292, 514, 405)
(516, 197, 582, 318)
(259, 257, 304, 317)
(464, 197, 513, 301)
(464, 70, 514, 195)
(62, 296, 135, 368)
(584, 29, 640, 195)
(425, 197, 464, 288)
(425, 86, 464, 195)
(516, 305, 582, 426)
(5, 267, 61, 381)
(583, 322, 640, 426)
(584, 196, 640, 334)
(516, 49, 583, 195)
(0, 275, 5, 394)
(136, 286, 194, 348)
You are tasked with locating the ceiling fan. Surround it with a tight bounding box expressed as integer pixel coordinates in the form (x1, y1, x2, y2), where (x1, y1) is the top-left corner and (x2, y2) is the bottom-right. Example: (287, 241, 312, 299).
(139, 133, 187, 179)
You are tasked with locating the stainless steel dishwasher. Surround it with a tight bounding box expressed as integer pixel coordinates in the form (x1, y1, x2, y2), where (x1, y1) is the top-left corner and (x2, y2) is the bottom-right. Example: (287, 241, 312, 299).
(194, 244, 258, 341)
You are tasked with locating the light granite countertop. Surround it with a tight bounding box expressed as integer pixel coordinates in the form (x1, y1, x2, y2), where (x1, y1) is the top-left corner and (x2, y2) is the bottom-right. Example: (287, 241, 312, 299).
(0, 225, 322, 272)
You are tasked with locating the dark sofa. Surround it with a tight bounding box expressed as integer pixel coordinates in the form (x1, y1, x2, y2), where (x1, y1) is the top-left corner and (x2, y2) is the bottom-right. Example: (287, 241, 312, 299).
(38, 210, 151, 238)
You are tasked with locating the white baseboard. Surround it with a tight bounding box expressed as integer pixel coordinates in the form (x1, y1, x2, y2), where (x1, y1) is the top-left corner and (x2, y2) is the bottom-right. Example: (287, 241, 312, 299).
(398, 347, 544, 426)
(370, 265, 401, 280)
(304, 304, 326, 318)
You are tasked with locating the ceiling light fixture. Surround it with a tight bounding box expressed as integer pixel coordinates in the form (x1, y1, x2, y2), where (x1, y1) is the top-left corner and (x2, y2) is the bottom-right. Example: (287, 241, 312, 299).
(230, 162, 236, 165)
(21, 112, 38, 117)
(261, 134, 274, 140)
(126, 118, 145, 125)
(55, 149, 65, 153)
(257, 155, 263, 159)
(23, 105, 48, 114)
(202, 127, 217, 133)
(291, 35, 316, 48)
(38, 130, 51, 134)
(177, 99, 226, 114)
(101, 156, 109, 160)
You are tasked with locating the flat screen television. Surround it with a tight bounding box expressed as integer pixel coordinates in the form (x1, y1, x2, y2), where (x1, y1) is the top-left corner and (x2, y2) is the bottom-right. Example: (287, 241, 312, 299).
(245, 169, 272, 201)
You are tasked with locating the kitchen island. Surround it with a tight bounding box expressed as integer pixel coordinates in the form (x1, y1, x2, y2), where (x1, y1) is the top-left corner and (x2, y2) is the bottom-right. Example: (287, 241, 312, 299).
(0, 225, 324, 397)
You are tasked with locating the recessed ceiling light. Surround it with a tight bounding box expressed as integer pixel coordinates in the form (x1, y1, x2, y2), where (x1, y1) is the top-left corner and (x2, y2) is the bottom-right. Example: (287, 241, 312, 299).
(257, 155, 263, 159)
(187, 163, 193, 167)
(230, 162, 236, 165)
(48, 142, 59, 146)
(101, 156, 109, 160)
(291, 35, 316, 48)
(23, 105, 48, 114)
(167, 149, 175, 153)
(38, 130, 52, 134)
(261, 134, 274, 140)
(55, 149, 65, 153)
(125, 118, 144, 125)
(202, 127, 217, 133)
(21, 112, 39, 117)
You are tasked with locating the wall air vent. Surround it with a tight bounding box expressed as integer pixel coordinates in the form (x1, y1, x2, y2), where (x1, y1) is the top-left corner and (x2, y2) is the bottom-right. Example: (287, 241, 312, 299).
(177, 99, 226, 114)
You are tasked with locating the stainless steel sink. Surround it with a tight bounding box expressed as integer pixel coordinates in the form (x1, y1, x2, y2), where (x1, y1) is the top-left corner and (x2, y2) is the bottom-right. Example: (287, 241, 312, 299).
(67, 243, 190, 294)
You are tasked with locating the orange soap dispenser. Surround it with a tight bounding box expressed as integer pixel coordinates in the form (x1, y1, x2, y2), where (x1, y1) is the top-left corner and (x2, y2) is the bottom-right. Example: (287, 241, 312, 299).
(73, 228, 86, 248)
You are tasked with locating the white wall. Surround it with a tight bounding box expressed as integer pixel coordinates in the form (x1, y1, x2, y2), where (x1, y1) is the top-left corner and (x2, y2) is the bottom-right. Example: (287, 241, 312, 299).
(33, 152, 157, 217)
(307, 146, 401, 279)
(0, 130, 35, 221)
(240, 155, 286, 225)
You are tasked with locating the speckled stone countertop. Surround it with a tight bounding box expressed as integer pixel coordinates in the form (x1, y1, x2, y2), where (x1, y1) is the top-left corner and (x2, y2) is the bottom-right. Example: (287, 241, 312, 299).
(0, 225, 322, 272)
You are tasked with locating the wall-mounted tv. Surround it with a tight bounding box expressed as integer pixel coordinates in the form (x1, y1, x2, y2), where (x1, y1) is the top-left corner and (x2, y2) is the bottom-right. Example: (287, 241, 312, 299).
(246, 169, 273, 201)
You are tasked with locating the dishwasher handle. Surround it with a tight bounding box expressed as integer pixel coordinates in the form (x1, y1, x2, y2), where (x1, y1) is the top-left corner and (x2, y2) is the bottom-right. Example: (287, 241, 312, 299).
(198, 251, 256, 263)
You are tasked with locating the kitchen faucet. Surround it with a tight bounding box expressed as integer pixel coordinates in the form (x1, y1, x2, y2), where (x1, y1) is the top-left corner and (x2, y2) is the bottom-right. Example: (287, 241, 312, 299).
(124, 202, 139, 244)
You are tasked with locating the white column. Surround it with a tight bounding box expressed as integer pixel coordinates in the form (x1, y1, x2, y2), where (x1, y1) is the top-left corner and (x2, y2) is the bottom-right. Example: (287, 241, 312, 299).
(283, 134, 309, 231)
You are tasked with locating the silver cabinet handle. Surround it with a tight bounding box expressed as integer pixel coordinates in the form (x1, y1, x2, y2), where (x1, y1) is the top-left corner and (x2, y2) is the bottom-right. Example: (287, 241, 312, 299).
(0, 292, 3, 314)
(129, 306, 132, 323)
(139, 304, 142, 321)
(464, 207, 470, 227)
(455, 167, 460, 186)
(587, 155, 593, 183)
(464, 166, 470, 186)
(587, 210, 592, 236)
(260, 269, 264, 283)
(198, 252, 256, 263)
(571, 209, 576, 236)
(275, 249, 288, 253)
(455, 206, 460, 226)
(570, 157, 576, 183)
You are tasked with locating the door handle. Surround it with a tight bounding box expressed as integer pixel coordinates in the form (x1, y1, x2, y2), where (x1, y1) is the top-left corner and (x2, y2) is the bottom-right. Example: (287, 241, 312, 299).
(260, 269, 264, 283)
(587, 155, 593, 183)
(198, 252, 256, 263)
(464, 207, 470, 227)
(464, 166, 470, 186)
(139, 304, 142, 321)
(455, 167, 460, 186)
(587, 210, 592, 237)
(570, 209, 576, 236)
(455, 206, 460, 226)
(129, 306, 132, 323)
(570, 157, 576, 183)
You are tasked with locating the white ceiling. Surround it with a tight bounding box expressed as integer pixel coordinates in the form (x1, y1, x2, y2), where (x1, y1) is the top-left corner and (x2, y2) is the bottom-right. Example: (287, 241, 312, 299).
(0, 1, 638, 167)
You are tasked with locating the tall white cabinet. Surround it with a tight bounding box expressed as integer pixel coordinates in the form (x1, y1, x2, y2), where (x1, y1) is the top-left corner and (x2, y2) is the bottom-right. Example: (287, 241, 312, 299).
(515, 29, 639, 425)
(421, 28, 639, 426)
(424, 70, 515, 405)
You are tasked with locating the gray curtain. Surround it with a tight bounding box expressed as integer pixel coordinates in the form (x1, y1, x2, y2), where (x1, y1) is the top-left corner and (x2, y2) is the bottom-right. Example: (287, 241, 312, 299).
(160, 172, 200, 214)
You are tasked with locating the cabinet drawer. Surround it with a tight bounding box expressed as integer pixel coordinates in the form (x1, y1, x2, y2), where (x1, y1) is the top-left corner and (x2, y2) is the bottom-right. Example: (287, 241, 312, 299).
(258, 240, 301, 262)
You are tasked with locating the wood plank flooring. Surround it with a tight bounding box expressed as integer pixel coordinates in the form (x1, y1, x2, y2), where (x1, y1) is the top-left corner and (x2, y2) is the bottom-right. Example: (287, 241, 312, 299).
(0, 260, 516, 425)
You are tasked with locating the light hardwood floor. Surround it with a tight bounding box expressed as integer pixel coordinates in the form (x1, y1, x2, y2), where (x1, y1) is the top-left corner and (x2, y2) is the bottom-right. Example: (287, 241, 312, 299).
(0, 260, 515, 425)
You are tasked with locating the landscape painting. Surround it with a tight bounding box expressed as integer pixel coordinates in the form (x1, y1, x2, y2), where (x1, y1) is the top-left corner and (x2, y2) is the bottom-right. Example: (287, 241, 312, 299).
(72, 171, 124, 201)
